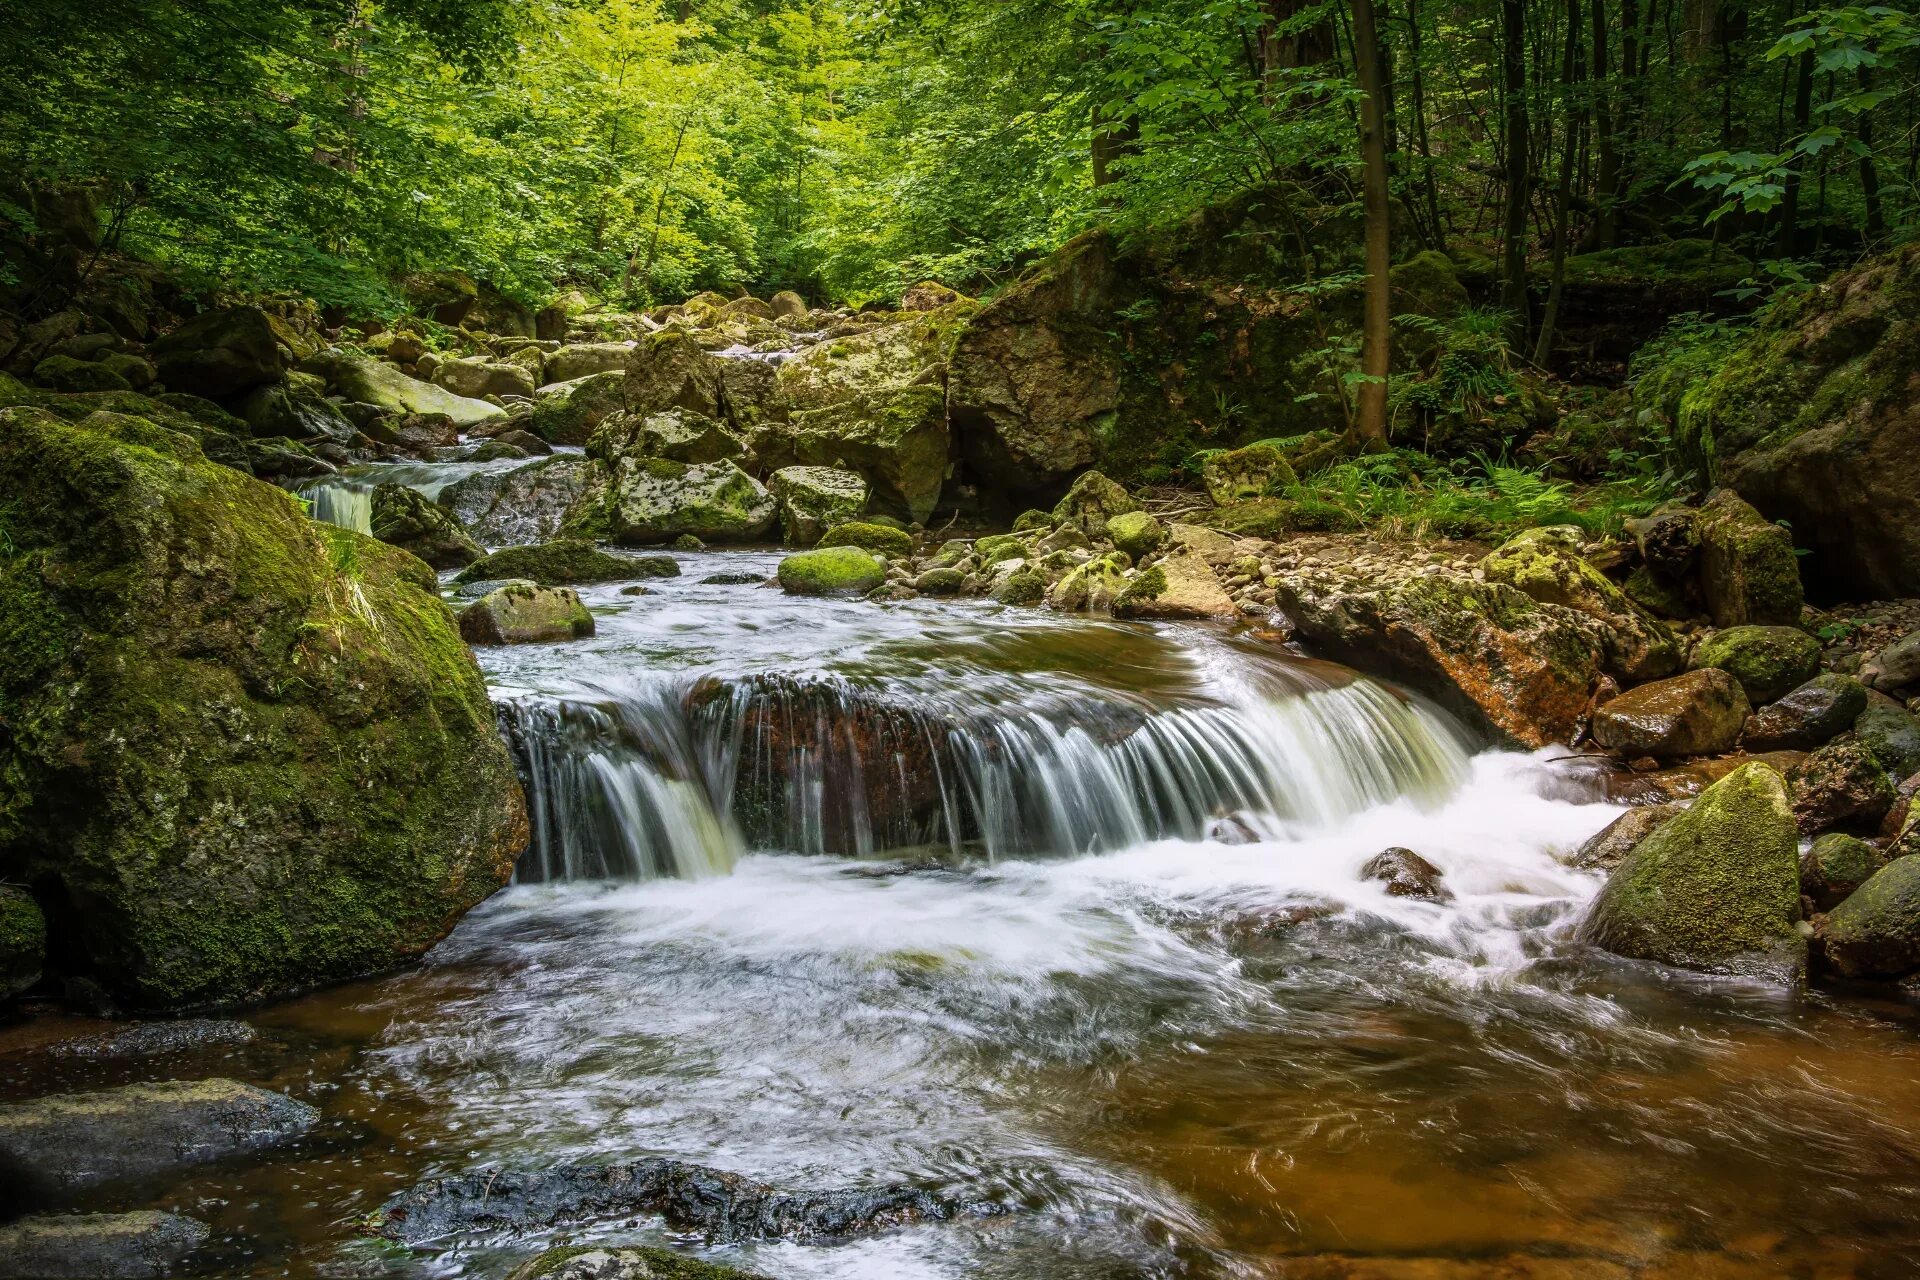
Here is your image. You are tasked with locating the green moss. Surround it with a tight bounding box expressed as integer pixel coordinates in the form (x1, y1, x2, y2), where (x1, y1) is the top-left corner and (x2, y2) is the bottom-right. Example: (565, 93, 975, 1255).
(990, 567, 1047, 605)
(454, 539, 673, 586)
(974, 533, 1028, 566)
(1822, 854, 1920, 978)
(1105, 509, 1165, 558)
(817, 520, 913, 559)
(1012, 509, 1053, 533)
(777, 546, 885, 595)
(1199, 443, 1299, 506)
(1692, 625, 1820, 704)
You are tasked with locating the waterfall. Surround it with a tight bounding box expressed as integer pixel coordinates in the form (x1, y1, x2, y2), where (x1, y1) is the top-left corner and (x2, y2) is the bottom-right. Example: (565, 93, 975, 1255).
(304, 482, 374, 534)
(498, 669, 1471, 882)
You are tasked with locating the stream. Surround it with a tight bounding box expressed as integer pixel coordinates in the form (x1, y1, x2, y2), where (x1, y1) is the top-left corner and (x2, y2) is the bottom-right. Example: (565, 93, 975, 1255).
(9, 540, 1920, 1276)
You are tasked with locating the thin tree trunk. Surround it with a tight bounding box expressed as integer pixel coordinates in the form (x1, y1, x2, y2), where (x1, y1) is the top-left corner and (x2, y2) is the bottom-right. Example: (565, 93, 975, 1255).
(1588, 0, 1615, 247)
(1776, 49, 1813, 257)
(1500, 0, 1531, 347)
(1404, 0, 1446, 246)
(1535, 0, 1585, 365)
(622, 112, 692, 297)
(1858, 67, 1885, 240)
(1351, 0, 1392, 445)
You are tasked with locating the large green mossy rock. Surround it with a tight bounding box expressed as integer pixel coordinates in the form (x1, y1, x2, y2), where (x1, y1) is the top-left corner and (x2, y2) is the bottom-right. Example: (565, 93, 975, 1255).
(776, 546, 885, 596)
(1199, 443, 1296, 506)
(370, 483, 483, 570)
(565, 456, 775, 545)
(817, 520, 913, 559)
(789, 385, 949, 523)
(1821, 855, 1920, 978)
(0, 406, 527, 1009)
(1480, 525, 1680, 683)
(774, 304, 972, 413)
(529, 370, 627, 445)
(1580, 762, 1804, 980)
(454, 539, 675, 586)
(456, 581, 595, 645)
(1694, 490, 1804, 627)
(768, 465, 866, 546)
(313, 353, 506, 430)
(1692, 625, 1821, 704)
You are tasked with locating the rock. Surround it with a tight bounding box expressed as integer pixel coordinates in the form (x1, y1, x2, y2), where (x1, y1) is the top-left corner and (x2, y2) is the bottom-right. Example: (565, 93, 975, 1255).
(33, 354, 130, 393)
(914, 567, 965, 595)
(0, 1212, 211, 1280)
(1200, 443, 1296, 505)
(769, 290, 809, 321)
(1112, 551, 1236, 620)
(1048, 554, 1130, 614)
(777, 547, 885, 596)
(455, 539, 675, 586)
(98, 352, 156, 389)
(1802, 832, 1884, 912)
(1820, 855, 1920, 978)
(593, 407, 744, 465)
(370, 483, 483, 569)
(789, 385, 948, 523)
(626, 332, 730, 420)
(1692, 624, 1821, 704)
(233, 376, 355, 444)
(401, 270, 479, 325)
(1105, 510, 1165, 558)
(434, 356, 535, 401)
(568, 457, 776, 545)
(1742, 673, 1869, 750)
(1570, 803, 1684, 871)
(1864, 630, 1920, 696)
(768, 466, 866, 546)
(1789, 740, 1895, 836)
(1855, 703, 1920, 778)
(482, 427, 554, 456)
(989, 567, 1047, 605)
(672, 534, 705, 551)
(775, 306, 966, 413)
(442, 456, 590, 547)
(901, 280, 966, 311)
(1360, 847, 1452, 901)
(1051, 470, 1140, 537)
(46, 1019, 259, 1060)
(1591, 669, 1750, 759)
(543, 342, 634, 385)
(817, 520, 913, 559)
(1479, 525, 1681, 683)
(313, 354, 506, 429)
(458, 581, 594, 645)
(507, 1246, 768, 1280)
(381, 411, 460, 454)
(0, 1078, 316, 1192)
(530, 371, 627, 445)
(149, 306, 283, 398)
(0, 408, 525, 1008)
(1579, 762, 1804, 980)
(1601, 750, 1809, 805)
(1, 885, 45, 998)
(371, 1157, 989, 1247)
(1694, 490, 1804, 627)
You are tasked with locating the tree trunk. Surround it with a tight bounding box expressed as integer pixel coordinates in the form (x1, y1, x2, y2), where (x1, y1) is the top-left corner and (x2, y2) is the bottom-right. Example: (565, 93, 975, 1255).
(1858, 67, 1885, 240)
(1405, 0, 1446, 247)
(1535, 0, 1585, 365)
(1351, 0, 1392, 446)
(1589, 0, 1616, 247)
(1776, 49, 1813, 257)
(1499, 0, 1530, 346)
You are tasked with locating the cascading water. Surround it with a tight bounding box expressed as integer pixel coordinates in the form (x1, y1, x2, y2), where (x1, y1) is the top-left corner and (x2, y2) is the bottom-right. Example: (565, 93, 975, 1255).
(303, 481, 374, 534)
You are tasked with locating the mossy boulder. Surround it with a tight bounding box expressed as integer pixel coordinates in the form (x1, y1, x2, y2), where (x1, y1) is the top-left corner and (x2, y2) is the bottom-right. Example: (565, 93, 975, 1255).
(1048, 554, 1130, 614)
(1591, 668, 1750, 759)
(234, 376, 356, 444)
(1051, 469, 1139, 535)
(441, 456, 590, 548)
(775, 304, 970, 413)
(1820, 855, 1920, 978)
(768, 466, 867, 546)
(1112, 551, 1236, 620)
(0, 407, 527, 1009)
(567, 457, 775, 545)
(0, 885, 45, 998)
(626, 331, 732, 422)
(1743, 673, 1869, 750)
(1788, 739, 1895, 836)
(313, 353, 506, 430)
(1693, 492, 1804, 628)
(530, 371, 627, 445)
(1106, 509, 1165, 559)
(1199, 443, 1297, 506)
(1855, 703, 1920, 778)
(0, 1211, 210, 1277)
(818, 520, 913, 559)
(370, 483, 483, 569)
(1802, 832, 1884, 912)
(544, 342, 633, 384)
(433, 356, 535, 401)
(776, 546, 885, 596)
(457, 581, 594, 645)
(150, 306, 283, 399)
(1012, 508, 1053, 533)
(455, 539, 673, 587)
(33, 354, 131, 393)
(789, 385, 949, 523)
(591, 407, 744, 466)
(1480, 525, 1680, 683)
(914, 566, 965, 595)
(1692, 625, 1821, 704)
(1579, 762, 1804, 980)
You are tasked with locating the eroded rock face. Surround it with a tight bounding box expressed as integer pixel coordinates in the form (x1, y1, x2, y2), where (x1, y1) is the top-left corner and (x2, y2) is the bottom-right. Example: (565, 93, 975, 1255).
(768, 466, 866, 546)
(1591, 669, 1750, 759)
(0, 408, 526, 1008)
(370, 482, 483, 569)
(568, 457, 775, 545)
(627, 332, 733, 421)
(1479, 525, 1680, 683)
(593, 408, 745, 465)
(442, 456, 590, 547)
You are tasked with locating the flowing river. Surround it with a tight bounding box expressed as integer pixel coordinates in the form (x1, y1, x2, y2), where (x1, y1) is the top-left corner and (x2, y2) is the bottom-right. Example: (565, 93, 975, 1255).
(9, 547, 1920, 1277)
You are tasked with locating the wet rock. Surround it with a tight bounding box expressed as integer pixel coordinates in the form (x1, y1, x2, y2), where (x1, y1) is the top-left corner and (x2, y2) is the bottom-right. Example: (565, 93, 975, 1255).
(700, 572, 763, 586)
(1048, 554, 1129, 615)
(434, 356, 535, 401)
(46, 1019, 259, 1060)
(818, 520, 913, 559)
(1855, 703, 1920, 778)
(625, 332, 733, 422)
(1360, 847, 1452, 901)
(34, 354, 132, 393)
(768, 466, 866, 545)
(0, 1078, 316, 1192)
(1601, 751, 1808, 805)
(914, 567, 965, 596)
(1570, 803, 1684, 872)
(1802, 832, 1884, 912)
(234, 376, 356, 445)
(1591, 669, 1750, 760)
(568, 456, 775, 545)
(443, 456, 591, 547)
(1742, 673, 1869, 750)
(989, 567, 1047, 605)
(369, 1158, 992, 1246)
(1819, 855, 1920, 978)
(455, 539, 672, 587)
(777, 547, 885, 596)
(1692, 625, 1821, 704)
(1694, 490, 1804, 627)
(149, 306, 282, 398)
(1580, 762, 1804, 981)
(544, 342, 635, 385)
(459, 582, 595, 645)
(1200, 443, 1296, 505)
(531, 371, 627, 446)
(1112, 551, 1236, 620)
(1625, 506, 1700, 581)
(313, 353, 507, 429)
(1050, 470, 1140, 537)
(1864, 629, 1920, 696)
(1479, 525, 1681, 683)
(1788, 740, 1895, 836)
(507, 1245, 769, 1280)
(0, 1212, 211, 1279)
(370, 482, 483, 569)
(1105, 510, 1165, 559)
(1, 886, 45, 999)
(788, 385, 949, 523)
(776, 307, 964, 414)
(595, 407, 745, 466)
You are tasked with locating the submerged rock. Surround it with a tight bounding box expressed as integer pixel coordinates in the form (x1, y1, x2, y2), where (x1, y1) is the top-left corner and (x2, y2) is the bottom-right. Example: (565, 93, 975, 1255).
(1591, 669, 1750, 759)
(777, 547, 885, 596)
(1360, 847, 1452, 901)
(370, 482, 483, 569)
(459, 581, 595, 645)
(1580, 762, 1804, 980)
(507, 1246, 768, 1280)
(0, 1078, 316, 1192)
(369, 1158, 992, 1246)
(455, 539, 672, 587)
(0, 1212, 210, 1280)
(46, 1019, 259, 1060)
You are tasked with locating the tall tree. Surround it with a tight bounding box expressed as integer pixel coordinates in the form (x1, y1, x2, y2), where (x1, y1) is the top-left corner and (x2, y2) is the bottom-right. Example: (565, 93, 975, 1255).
(1351, 0, 1392, 444)
(1499, 0, 1531, 345)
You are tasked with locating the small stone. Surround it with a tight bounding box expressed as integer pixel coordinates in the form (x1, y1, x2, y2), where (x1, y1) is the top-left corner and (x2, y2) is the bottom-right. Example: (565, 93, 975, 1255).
(1360, 847, 1452, 901)
(1802, 832, 1884, 912)
(458, 581, 595, 645)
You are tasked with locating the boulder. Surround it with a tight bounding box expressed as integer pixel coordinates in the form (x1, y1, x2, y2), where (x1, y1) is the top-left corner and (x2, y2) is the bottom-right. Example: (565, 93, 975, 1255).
(32, 354, 130, 393)
(567, 457, 776, 545)
(1692, 625, 1820, 704)
(1591, 669, 1750, 759)
(454, 539, 674, 586)
(1863, 629, 1920, 696)
(401, 270, 479, 325)
(313, 354, 507, 429)
(901, 280, 966, 311)
(370, 483, 483, 569)
(818, 520, 913, 559)
(769, 290, 809, 321)
(1789, 740, 1895, 836)
(1694, 490, 1804, 627)
(1112, 551, 1236, 620)
(0, 408, 526, 1008)
(1200, 443, 1297, 505)
(775, 305, 967, 413)
(233, 376, 355, 444)
(789, 385, 949, 523)
(0, 885, 45, 998)
(1047, 554, 1130, 614)
(1360, 847, 1452, 901)
(1579, 762, 1804, 980)
(1479, 525, 1681, 683)
(1742, 673, 1869, 750)
(433, 356, 535, 401)
(593, 407, 744, 465)
(1106, 510, 1164, 558)
(458, 581, 594, 645)
(1570, 803, 1684, 872)
(1802, 832, 1884, 912)
(543, 342, 634, 386)
(1855, 703, 1920, 778)
(990, 566, 1047, 605)
(0, 1078, 316, 1192)
(915, 567, 965, 595)
(442, 456, 590, 548)
(1819, 855, 1920, 978)
(769, 467, 867, 546)
(625, 331, 730, 420)
(149, 306, 282, 398)
(1051, 469, 1140, 537)
(530, 371, 628, 445)
(507, 1247, 768, 1280)
(0, 1212, 211, 1280)
(777, 546, 885, 596)
(536, 292, 594, 342)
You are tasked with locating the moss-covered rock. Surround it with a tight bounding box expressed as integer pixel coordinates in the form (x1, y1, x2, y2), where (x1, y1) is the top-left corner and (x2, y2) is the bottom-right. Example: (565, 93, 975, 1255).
(1743, 673, 1869, 751)
(1692, 490, 1804, 628)
(1854, 703, 1920, 778)
(768, 466, 867, 545)
(1580, 762, 1804, 980)
(0, 885, 45, 998)
(1571, 803, 1684, 872)
(33, 354, 131, 393)
(312, 353, 506, 430)
(370, 483, 483, 569)
(1051, 469, 1139, 536)
(150, 306, 283, 399)
(1592, 668, 1750, 759)
(455, 539, 673, 586)
(775, 304, 971, 413)
(458, 581, 594, 644)
(566, 457, 775, 545)
(1105, 509, 1165, 559)
(1199, 443, 1297, 506)
(591, 407, 744, 466)
(1112, 551, 1236, 620)
(1047, 554, 1130, 614)
(1802, 832, 1883, 912)
(442, 456, 590, 548)
(530, 371, 628, 445)
(434, 356, 534, 401)
(789, 384, 949, 523)
(0, 407, 526, 1009)
(1692, 625, 1821, 704)
(1820, 855, 1920, 978)
(1480, 525, 1680, 683)
(818, 520, 913, 558)
(914, 566, 965, 595)
(0, 1211, 210, 1278)
(544, 342, 632, 384)
(1789, 739, 1895, 837)
(776, 546, 885, 595)
(234, 375, 356, 444)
